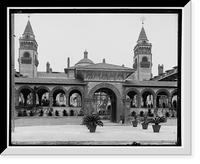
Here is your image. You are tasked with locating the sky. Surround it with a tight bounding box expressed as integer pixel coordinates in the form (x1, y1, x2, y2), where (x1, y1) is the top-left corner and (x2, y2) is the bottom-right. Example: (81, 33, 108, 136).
(14, 13, 178, 77)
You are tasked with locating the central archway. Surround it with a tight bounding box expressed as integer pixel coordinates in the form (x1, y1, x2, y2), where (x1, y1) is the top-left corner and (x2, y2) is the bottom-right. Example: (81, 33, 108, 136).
(93, 88, 116, 122)
(88, 83, 122, 123)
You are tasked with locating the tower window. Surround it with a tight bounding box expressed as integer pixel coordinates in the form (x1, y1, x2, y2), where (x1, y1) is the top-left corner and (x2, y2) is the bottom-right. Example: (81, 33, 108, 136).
(142, 56, 148, 62)
(24, 52, 30, 58)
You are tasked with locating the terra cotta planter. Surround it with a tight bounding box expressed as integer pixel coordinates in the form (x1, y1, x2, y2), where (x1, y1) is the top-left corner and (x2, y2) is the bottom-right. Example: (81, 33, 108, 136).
(88, 125, 97, 133)
(132, 121, 138, 127)
(141, 123, 148, 129)
(152, 125, 161, 133)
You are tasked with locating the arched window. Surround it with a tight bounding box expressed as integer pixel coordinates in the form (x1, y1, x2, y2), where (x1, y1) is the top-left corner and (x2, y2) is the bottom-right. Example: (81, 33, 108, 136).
(142, 56, 148, 62)
(24, 52, 30, 58)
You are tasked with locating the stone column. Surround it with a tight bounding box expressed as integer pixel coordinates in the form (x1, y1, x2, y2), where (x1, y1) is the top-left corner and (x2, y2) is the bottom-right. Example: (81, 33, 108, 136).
(84, 98, 93, 115)
(65, 95, 69, 107)
(123, 98, 131, 124)
(49, 94, 53, 108)
(138, 95, 141, 108)
(153, 96, 157, 109)
(168, 96, 172, 108)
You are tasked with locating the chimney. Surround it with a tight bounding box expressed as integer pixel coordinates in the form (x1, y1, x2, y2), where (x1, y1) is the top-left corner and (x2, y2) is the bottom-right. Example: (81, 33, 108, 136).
(49, 68, 52, 73)
(84, 50, 88, 58)
(67, 57, 70, 68)
(46, 62, 50, 73)
(158, 64, 164, 75)
(102, 58, 106, 63)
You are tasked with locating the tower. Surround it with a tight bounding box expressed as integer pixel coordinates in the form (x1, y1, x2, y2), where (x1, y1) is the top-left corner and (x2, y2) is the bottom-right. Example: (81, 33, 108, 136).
(18, 17, 39, 78)
(133, 19, 152, 81)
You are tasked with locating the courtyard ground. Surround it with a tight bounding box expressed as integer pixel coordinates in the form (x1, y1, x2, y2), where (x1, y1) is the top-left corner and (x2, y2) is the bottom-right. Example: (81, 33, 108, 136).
(12, 117, 177, 145)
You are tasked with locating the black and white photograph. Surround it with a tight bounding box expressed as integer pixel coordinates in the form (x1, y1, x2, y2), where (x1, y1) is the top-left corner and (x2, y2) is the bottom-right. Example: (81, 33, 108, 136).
(3, 3, 192, 155)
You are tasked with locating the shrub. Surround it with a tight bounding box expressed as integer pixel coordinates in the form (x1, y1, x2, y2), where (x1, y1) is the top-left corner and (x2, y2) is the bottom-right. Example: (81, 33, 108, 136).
(23, 110, 27, 116)
(39, 110, 44, 116)
(55, 110, 59, 116)
(63, 109, 68, 116)
(131, 111, 136, 116)
(149, 116, 167, 125)
(70, 110, 74, 116)
(29, 111, 34, 116)
(148, 109, 153, 117)
(82, 114, 103, 126)
(140, 111, 144, 117)
(48, 111, 52, 116)
(165, 111, 170, 117)
(18, 111, 23, 117)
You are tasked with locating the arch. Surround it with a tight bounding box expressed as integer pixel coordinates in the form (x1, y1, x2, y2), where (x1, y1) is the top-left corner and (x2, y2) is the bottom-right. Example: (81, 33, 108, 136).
(124, 88, 141, 108)
(67, 86, 84, 98)
(156, 89, 171, 108)
(36, 86, 51, 106)
(67, 87, 84, 107)
(124, 88, 141, 99)
(50, 86, 67, 96)
(141, 88, 155, 108)
(17, 86, 33, 106)
(142, 56, 148, 62)
(88, 83, 122, 123)
(36, 86, 50, 93)
(17, 85, 33, 94)
(156, 88, 170, 97)
(50, 86, 67, 107)
(171, 89, 178, 96)
(140, 88, 156, 97)
(88, 83, 122, 99)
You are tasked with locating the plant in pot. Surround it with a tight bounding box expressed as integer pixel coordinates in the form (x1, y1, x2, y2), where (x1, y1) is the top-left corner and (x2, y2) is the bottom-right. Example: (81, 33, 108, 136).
(148, 116, 167, 133)
(82, 114, 103, 133)
(130, 113, 139, 127)
(140, 112, 151, 129)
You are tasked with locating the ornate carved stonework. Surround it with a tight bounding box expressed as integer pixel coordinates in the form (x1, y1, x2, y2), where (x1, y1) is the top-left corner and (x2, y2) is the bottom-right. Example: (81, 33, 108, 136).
(77, 69, 132, 82)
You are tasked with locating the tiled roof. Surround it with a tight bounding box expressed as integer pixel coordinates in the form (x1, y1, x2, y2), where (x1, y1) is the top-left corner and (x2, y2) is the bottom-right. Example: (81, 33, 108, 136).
(15, 77, 86, 85)
(124, 80, 177, 87)
(75, 58, 94, 65)
(137, 27, 148, 42)
(23, 20, 34, 36)
(76, 63, 134, 71)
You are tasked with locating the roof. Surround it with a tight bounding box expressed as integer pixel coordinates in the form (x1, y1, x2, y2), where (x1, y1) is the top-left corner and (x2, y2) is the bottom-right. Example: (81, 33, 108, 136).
(76, 63, 134, 71)
(23, 20, 34, 36)
(137, 27, 148, 42)
(124, 80, 177, 87)
(75, 50, 94, 66)
(15, 77, 86, 85)
(75, 58, 94, 65)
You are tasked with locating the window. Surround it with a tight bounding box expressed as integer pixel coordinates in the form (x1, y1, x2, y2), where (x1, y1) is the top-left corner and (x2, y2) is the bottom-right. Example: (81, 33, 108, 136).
(24, 52, 30, 58)
(142, 56, 148, 62)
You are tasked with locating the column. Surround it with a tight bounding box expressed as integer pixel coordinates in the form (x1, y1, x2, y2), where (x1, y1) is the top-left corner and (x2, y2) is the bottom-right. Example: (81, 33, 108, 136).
(168, 96, 172, 108)
(138, 95, 141, 108)
(65, 95, 69, 107)
(84, 98, 93, 115)
(153, 96, 157, 109)
(123, 98, 131, 124)
(49, 94, 53, 108)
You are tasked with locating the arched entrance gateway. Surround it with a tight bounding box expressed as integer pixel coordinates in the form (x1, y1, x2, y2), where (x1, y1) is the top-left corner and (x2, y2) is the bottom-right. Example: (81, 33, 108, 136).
(93, 88, 116, 122)
(88, 83, 122, 123)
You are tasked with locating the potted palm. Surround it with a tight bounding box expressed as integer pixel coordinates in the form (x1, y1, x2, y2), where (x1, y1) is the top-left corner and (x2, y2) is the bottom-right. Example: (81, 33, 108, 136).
(130, 113, 139, 127)
(140, 112, 151, 129)
(82, 114, 103, 133)
(149, 116, 167, 133)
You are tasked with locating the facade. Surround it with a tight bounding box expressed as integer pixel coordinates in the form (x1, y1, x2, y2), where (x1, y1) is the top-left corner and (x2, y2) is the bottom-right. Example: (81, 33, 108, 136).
(15, 19, 178, 123)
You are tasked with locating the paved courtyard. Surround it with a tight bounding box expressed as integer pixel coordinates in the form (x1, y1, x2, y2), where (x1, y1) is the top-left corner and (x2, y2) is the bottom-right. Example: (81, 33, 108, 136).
(12, 118, 177, 145)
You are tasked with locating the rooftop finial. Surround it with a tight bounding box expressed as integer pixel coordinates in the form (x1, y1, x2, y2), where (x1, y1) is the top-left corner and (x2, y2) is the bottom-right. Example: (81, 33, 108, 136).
(140, 16, 146, 27)
(28, 14, 30, 21)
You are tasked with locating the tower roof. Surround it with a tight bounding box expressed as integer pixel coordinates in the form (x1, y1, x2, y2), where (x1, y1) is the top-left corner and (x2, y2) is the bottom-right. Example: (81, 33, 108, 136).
(137, 27, 148, 42)
(75, 50, 94, 66)
(23, 20, 35, 36)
